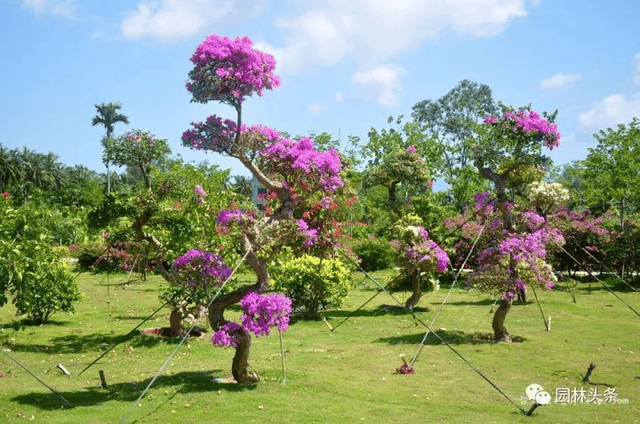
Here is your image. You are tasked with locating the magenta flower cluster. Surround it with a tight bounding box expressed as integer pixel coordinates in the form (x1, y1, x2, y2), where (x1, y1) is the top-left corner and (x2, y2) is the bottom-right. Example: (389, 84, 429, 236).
(212, 292, 292, 347)
(187, 34, 281, 105)
(296, 219, 319, 246)
(212, 322, 242, 347)
(393, 227, 449, 274)
(193, 185, 207, 198)
(193, 185, 207, 204)
(182, 115, 239, 154)
(471, 218, 564, 299)
(498, 227, 563, 268)
(216, 208, 255, 229)
(261, 137, 344, 192)
(172, 249, 232, 288)
(240, 292, 293, 336)
(484, 110, 561, 150)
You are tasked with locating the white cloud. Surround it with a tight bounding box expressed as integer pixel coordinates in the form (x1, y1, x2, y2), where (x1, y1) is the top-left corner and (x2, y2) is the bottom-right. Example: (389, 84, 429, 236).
(578, 94, 640, 130)
(120, 0, 263, 42)
(257, 0, 535, 74)
(352, 64, 406, 108)
(307, 103, 327, 114)
(540, 73, 581, 90)
(335, 91, 344, 103)
(633, 53, 640, 85)
(22, 0, 77, 19)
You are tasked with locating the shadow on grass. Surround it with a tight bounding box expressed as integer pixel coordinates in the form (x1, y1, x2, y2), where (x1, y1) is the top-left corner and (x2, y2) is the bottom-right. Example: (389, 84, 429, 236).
(323, 304, 430, 319)
(574, 283, 639, 294)
(0, 319, 69, 330)
(436, 299, 496, 307)
(10, 369, 255, 411)
(377, 329, 526, 345)
(0, 331, 184, 354)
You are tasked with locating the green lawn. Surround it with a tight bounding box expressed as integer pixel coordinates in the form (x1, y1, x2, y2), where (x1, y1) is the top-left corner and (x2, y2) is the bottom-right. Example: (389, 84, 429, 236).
(1, 271, 639, 423)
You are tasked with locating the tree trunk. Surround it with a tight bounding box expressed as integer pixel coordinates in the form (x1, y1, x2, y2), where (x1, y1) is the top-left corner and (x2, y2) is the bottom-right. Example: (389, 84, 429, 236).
(404, 275, 422, 311)
(492, 298, 512, 342)
(516, 286, 528, 303)
(232, 329, 259, 384)
(169, 308, 185, 335)
(208, 235, 270, 383)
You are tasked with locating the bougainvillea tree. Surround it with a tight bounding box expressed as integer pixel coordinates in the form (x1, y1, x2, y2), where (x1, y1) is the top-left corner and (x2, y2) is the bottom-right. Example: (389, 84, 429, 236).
(161, 249, 232, 334)
(182, 34, 350, 382)
(389, 215, 449, 310)
(104, 129, 171, 189)
(459, 108, 565, 341)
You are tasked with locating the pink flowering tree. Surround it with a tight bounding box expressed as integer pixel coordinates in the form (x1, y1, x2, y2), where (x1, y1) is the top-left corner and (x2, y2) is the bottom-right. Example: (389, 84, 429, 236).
(390, 215, 449, 310)
(160, 249, 232, 334)
(182, 34, 349, 382)
(446, 192, 564, 341)
(103, 129, 171, 189)
(463, 108, 564, 341)
(475, 108, 561, 230)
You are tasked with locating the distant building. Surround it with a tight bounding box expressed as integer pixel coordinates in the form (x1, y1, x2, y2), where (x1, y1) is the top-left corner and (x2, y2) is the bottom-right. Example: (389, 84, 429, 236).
(251, 175, 267, 208)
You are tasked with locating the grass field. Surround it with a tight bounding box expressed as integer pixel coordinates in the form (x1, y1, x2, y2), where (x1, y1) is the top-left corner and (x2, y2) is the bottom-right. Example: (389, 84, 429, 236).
(1, 270, 639, 423)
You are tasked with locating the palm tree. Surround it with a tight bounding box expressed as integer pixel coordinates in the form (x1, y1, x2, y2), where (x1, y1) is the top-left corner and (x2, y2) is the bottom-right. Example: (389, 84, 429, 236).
(0, 144, 24, 192)
(231, 175, 252, 197)
(91, 102, 129, 194)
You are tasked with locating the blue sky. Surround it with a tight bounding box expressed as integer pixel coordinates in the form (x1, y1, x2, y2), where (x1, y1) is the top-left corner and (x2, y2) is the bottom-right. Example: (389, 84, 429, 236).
(1, 0, 639, 179)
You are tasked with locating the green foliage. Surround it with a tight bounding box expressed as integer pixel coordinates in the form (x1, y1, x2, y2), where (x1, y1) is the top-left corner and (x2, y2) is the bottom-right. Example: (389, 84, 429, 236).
(272, 255, 351, 319)
(103, 129, 171, 189)
(582, 118, 640, 217)
(0, 238, 79, 325)
(0, 197, 81, 324)
(411, 80, 498, 209)
(351, 238, 396, 272)
(51, 245, 71, 258)
(87, 193, 135, 231)
(360, 117, 436, 214)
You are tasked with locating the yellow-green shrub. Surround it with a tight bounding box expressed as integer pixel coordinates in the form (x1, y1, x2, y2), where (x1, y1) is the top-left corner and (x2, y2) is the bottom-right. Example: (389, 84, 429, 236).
(272, 255, 351, 319)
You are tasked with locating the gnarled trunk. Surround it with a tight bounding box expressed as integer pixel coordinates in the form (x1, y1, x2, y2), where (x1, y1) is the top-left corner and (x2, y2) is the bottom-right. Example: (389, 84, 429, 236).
(208, 235, 270, 383)
(404, 275, 422, 311)
(492, 298, 512, 342)
(232, 329, 259, 383)
(169, 307, 185, 334)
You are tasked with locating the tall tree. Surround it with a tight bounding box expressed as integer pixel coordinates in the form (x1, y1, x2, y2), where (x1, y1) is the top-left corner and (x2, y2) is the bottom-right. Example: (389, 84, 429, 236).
(582, 118, 640, 223)
(91, 101, 129, 194)
(0, 143, 24, 192)
(471, 107, 562, 341)
(411, 80, 498, 209)
(182, 34, 349, 382)
(103, 129, 171, 189)
(581, 118, 640, 276)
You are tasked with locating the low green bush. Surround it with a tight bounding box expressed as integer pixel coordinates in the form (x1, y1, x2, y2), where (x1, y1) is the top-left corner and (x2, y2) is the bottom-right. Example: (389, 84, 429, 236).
(351, 238, 396, 272)
(272, 255, 351, 319)
(0, 238, 80, 325)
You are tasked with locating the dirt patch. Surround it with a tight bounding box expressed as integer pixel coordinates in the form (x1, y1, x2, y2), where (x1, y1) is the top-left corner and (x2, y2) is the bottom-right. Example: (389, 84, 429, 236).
(141, 327, 207, 338)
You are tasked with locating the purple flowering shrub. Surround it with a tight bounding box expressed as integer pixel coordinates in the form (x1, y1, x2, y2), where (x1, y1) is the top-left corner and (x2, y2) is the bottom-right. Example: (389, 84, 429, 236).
(388, 215, 449, 310)
(457, 193, 565, 301)
(212, 292, 292, 347)
(160, 249, 233, 309)
(548, 207, 612, 277)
